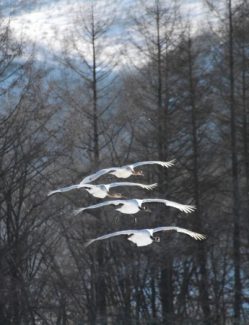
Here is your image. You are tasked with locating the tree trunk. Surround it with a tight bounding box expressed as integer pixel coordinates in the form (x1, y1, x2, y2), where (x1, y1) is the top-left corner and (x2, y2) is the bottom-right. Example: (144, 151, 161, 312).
(227, 1, 241, 322)
(155, 8, 174, 321)
(187, 37, 211, 324)
(160, 258, 174, 324)
(241, 10, 249, 205)
(92, 21, 99, 166)
(96, 246, 107, 324)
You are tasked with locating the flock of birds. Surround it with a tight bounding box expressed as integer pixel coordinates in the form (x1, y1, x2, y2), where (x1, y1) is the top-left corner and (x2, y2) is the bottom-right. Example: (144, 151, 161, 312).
(48, 160, 206, 248)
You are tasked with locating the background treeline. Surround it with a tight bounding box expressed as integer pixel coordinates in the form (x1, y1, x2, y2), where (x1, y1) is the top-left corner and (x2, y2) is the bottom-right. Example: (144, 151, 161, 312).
(0, 0, 249, 324)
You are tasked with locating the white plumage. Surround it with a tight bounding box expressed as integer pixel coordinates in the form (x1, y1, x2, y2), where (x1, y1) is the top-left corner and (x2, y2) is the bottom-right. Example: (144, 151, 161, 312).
(48, 182, 157, 198)
(48, 156, 206, 252)
(73, 198, 195, 216)
(138, 198, 195, 213)
(84, 226, 206, 247)
(80, 159, 175, 184)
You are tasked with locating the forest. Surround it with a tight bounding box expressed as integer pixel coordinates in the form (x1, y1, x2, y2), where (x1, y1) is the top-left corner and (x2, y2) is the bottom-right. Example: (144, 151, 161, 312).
(0, 0, 249, 324)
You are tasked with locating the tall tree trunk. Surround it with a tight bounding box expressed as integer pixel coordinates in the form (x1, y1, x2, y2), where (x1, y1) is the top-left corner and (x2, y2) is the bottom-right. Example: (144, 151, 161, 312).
(90, 8, 106, 324)
(92, 20, 99, 166)
(156, 4, 163, 167)
(187, 37, 211, 324)
(227, 0, 241, 322)
(155, 5, 174, 322)
(241, 8, 249, 204)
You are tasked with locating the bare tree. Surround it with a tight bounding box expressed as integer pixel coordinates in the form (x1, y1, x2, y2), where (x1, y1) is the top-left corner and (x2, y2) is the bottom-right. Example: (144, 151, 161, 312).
(54, 0, 123, 173)
(123, 1, 190, 322)
(0, 21, 62, 321)
(204, 1, 246, 322)
(173, 32, 212, 323)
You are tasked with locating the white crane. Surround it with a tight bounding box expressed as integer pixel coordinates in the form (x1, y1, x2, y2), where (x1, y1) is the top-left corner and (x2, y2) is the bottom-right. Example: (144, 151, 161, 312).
(48, 182, 157, 198)
(73, 198, 195, 215)
(80, 159, 175, 184)
(84, 226, 206, 247)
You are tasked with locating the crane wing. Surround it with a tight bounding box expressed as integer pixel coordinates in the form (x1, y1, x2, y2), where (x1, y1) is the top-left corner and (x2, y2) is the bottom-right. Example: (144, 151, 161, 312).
(80, 167, 118, 184)
(130, 159, 176, 169)
(84, 229, 136, 247)
(152, 226, 206, 240)
(73, 200, 125, 216)
(141, 199, 195, 213)
(108, 182, 157, 190)
(48, 184, 80, 196)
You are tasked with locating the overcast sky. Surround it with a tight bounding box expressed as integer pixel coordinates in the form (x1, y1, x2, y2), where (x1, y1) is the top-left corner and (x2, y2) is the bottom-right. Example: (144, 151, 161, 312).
(7, 0, 216, 64)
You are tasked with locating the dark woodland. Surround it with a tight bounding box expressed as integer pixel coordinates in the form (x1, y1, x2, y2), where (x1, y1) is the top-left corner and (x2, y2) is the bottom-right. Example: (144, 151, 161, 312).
(0, 0, 249, 324)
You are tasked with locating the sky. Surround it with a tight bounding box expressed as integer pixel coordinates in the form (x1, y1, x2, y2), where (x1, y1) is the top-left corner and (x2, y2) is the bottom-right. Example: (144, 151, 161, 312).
(5, 0, 217, 65)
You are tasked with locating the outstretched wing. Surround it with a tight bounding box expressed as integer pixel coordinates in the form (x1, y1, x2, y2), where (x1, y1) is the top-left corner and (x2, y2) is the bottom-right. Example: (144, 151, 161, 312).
(48, 184, 80, 196)
(152, 226, 206, 240)
(108, 182, 157, 190)
(141, 198, 195, 213)
(130, 159, 176, 169)
(85, 229, 136, 247)
(80, 167, 118, 184)
(73, 200, 125, 216)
